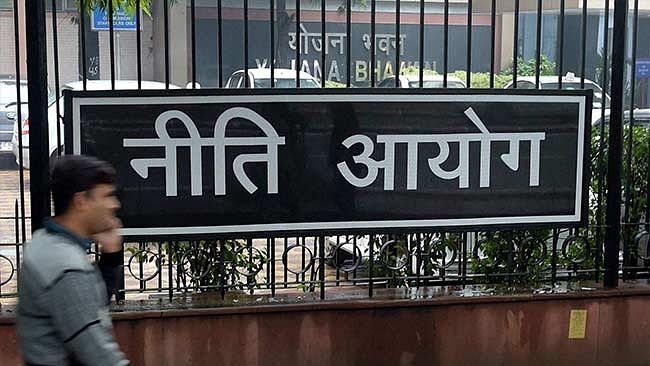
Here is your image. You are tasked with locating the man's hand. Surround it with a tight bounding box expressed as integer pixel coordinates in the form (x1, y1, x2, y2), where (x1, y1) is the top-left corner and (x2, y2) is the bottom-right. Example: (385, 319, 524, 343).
(92, 217, 123, 253)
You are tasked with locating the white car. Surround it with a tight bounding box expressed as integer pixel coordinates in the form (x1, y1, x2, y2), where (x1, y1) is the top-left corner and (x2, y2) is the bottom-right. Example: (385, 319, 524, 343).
(225, 68, 321, 88)
(12, 80, 180, 169)
(377, 74, 467, 88)
(504, 72, 610, 124)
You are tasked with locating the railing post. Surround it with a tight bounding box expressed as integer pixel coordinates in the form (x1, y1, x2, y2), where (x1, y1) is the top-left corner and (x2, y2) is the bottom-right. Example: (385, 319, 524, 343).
(604, 0, 628, 288)
(25, 0, 51, 232)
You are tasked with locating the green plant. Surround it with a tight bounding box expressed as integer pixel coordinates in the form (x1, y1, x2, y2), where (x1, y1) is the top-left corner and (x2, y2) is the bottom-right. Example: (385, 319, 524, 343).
(450, 70, 511, 88)
(127, 239, 269, 295)
(356, 233, 460, 288)
(363, 234, 410, 288)
(501, 55, 557, 77)
(471, 229, 551, 287)
(325, 80, 347, 88)
(399, 65, 439, 77)
(590, 123, 650, 270)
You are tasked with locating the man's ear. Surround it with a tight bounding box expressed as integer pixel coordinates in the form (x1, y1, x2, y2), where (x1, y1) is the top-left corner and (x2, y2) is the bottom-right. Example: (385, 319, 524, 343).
(70, 191, 88, 212)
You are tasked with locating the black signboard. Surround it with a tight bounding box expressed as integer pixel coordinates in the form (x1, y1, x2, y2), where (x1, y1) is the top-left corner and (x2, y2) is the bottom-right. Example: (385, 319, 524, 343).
(65, 89, 591, 239)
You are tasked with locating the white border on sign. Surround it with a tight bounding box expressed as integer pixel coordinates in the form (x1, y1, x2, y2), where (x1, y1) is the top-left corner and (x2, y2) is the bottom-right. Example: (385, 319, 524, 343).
(72, 93, 587, 236)
(90, 7, 141, 32)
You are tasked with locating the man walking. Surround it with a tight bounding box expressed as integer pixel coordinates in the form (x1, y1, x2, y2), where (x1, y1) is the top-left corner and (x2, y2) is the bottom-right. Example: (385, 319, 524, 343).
(17, 155, 130, 366)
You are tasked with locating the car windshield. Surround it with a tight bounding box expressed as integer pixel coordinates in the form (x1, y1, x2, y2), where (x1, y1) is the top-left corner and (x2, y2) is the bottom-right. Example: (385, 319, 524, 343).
(408, 80, 465, 88)
(0, 81, 28, 106)
(254, 78, 319, 88)
(542, 82, 611, 109)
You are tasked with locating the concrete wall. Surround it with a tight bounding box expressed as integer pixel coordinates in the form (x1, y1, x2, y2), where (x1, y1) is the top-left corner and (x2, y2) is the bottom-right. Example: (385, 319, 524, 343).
(0, 6, 161, 87)
(3, 289, 650, 365)
(0, 6, 25, 79)
(98, 15, 155, 82)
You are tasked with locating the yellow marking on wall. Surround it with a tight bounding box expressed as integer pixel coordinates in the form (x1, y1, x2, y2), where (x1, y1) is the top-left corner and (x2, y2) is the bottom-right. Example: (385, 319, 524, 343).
(568, 309, 587, 339)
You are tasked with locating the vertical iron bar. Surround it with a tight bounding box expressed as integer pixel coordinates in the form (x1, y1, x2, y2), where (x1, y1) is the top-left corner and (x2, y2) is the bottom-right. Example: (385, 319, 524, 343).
(601, 0, 611, 123)
(461, 233, 467, 286)
(270, 237, 275, 297)
(489, 0, 496, 88)
(264, 238, 270, 289)
(117, 246, 125, 301)
(346, 0, 351, 87)
(51, 0, 61, 151)
(246, 238, 253, 290)
(443, 0, 449, 86)
(157, 242, 162, 290)
(439, 233, 446, 281)
(80, 0, 87, 89)
(580, 0, 587, 87)
(629, 0, 640, 133)
(319, 236, 325, 299)
(507, 233, 514, 285)
(139, 242, 145, 291)
(368, 234, 374, 298)
(334, 237, 341, 285)
(465, 0, 472, 87)
(108, 0, 115, 87)
(25, 0, 50, 231)
(418, 0, 424, 88)
(320, 0, 325, 87)
(136, 0, 142, 87)
(596, 0, 611, 283)
(513, 0, 520, 87)
(168, 242, 173, 301)
(14, 201, 19, 245)
(244, 0, 249, 87)
(352, 236, 358, 284)
(191, 0, 197, 87)
(295, 0, 301, 86)
(370, 0, 376, 87)
(270, 0, 275, 86)
(557, 0, 565, 88)
(604, 0, 628, 288)
(219, 240, 226, 299)
(300, 237, 305, 282)
(551, 229, 559, 284)
(15, 201, 20, 286)
(218, 0, 224, 87)
(283, 237, 288, 286)
(646, 136, 650, 233)
(535, 0, 542, 85)
(395, 0, 400, 85)
(415, 234, 421, 287)
(164, 0, 170, 88)
(12, 0, 26, 242)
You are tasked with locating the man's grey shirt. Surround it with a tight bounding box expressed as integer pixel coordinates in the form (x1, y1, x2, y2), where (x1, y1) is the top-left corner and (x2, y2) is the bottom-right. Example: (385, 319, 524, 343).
(16, 226, 129, 366)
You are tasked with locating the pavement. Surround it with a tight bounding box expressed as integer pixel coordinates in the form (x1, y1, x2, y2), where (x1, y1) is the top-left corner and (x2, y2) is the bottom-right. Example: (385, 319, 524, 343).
(0, 156, 26, 298)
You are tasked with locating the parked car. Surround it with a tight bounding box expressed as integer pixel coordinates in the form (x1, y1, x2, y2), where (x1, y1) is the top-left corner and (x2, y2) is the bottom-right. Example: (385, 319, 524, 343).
(225, 68, 321, 88)
(0, 79, 54, 152)
(12, 80, 180, 169)
(377, 74, 467, 88)
(504, 72, 610, 124)
(592, 108, 650, 129)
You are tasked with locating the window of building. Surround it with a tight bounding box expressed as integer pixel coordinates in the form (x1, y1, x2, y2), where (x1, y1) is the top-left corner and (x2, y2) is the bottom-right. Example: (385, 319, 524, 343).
(0, 0, 13, 10)
(45, 0, 78, 11)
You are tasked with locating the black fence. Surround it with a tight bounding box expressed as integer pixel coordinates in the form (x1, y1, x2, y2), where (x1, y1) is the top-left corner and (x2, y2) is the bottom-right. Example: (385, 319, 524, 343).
(0, 0, 648, 302)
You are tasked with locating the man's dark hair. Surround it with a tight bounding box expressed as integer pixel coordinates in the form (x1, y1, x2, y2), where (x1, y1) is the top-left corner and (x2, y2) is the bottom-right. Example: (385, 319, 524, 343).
(51, 155, 117, 216)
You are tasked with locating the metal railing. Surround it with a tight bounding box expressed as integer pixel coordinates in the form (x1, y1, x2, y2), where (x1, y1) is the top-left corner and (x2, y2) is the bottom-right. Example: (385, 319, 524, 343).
(0, 0, 648, 302)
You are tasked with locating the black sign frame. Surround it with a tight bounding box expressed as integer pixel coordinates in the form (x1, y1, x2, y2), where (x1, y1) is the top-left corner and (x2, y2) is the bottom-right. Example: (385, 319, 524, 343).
(65, 88, 591, 239)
